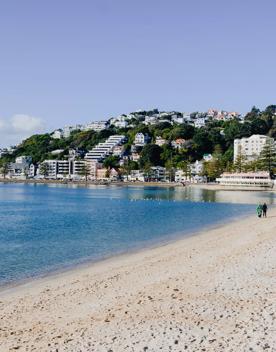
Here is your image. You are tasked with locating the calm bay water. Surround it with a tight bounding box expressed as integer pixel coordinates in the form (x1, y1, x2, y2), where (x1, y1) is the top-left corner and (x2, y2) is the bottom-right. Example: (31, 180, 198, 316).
(0, 182, 275, 286)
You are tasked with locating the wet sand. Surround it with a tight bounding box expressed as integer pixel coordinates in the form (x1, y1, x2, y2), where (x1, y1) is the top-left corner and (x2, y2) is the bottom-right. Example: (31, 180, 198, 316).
(1, 209, 276, 351)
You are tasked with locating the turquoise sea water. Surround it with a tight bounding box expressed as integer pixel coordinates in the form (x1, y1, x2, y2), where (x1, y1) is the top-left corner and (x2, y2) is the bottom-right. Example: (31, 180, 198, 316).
(0, 183, 275, 286)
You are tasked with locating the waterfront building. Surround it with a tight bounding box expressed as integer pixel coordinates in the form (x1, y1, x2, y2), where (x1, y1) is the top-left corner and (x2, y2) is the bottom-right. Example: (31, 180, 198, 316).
(128, 170, 145, 182)
(6, 156, 33, 179)
(148, 166, 167, 182)
(190, 160, 203, 175)
(216, 172, 274, 188)
(72, 160, 86, 176)
(233, 134, 274, 161)
(29, 164, 36, 178)
(7, 162, 29, 179)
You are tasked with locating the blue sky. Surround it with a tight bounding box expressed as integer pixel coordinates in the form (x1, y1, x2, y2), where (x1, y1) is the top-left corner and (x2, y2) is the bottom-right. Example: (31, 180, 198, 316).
(0, 0, 275, 146)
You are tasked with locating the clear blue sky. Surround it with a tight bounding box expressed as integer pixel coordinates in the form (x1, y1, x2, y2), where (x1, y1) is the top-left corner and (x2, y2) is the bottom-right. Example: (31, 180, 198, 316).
(0, 0, 275, 145)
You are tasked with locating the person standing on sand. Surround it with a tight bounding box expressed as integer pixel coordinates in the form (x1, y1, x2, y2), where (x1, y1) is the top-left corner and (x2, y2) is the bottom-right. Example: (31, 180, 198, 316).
(256, 204, 263, 218)
(262, 203, 268, 217)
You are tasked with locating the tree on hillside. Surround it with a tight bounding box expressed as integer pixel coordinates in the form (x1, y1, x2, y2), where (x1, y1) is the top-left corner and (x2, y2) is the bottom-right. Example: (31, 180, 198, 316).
(0, 161, 9, 179)
(39, 163, 49, 178)
(250, 118, 269, 135)
(193, 129, 213, 157)
(170, 124, 195, 140)
(265, 105, 276, 115)
(268, 118, 276, 138)
(165, 159, 175, 182)
(223, 120, 242, 146)
(103, 155, 119, 169)
(120, 160, 138, 180)
(79, 163, 91, 183)
(202, 145, 224, 180)
(258, 140, 276, 176)
(139, 144, 162, 168)
(143, 162, 152, 181)
(233, 147, 247, 173)
(178, 160, 191, 181)
(245, 106, 260, 120)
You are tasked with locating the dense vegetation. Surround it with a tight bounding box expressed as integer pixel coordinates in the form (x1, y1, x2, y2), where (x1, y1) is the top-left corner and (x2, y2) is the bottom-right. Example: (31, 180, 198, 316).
(1, 105, 276, 180)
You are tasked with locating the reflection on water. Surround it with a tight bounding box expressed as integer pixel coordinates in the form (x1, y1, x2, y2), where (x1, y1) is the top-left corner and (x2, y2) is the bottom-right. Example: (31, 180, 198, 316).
(1, 182, 275, 204)
(0, 182, 274, 286)
(126, 185, 276, 205)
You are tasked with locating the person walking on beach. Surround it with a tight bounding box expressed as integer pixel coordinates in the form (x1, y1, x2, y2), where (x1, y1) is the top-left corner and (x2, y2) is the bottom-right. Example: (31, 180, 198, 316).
(262, 203, 268, 217)
(256, 204, 263, 218)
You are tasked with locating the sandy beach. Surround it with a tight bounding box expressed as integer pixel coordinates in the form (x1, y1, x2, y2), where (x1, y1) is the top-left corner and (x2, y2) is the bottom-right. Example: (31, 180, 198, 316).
(1, 209, 276, 351)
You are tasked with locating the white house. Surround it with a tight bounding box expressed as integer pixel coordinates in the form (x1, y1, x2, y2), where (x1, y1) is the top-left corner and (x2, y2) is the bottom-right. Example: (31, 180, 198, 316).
(155, 136, 168, 147)
(190, 160, 203, 175)
(131, 152, 140, 162)
(172, 116, 184, 124)
(144, 116, 158, 125)
(194, 118, 207, 128)
(128, 170, 145, 182)
(134, 133, 150, 146)
(85, 121, 109, 132)
(15, 156, 32, 165)
(114, 120, 128, 128)
(171, 139, 186, 149)
(52, 130, 63, 139)
(203, 153, 213, 162)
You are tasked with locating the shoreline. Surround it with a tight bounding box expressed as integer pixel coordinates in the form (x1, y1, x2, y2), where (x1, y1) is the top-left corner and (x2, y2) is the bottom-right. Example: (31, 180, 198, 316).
(0, 208, 252, 294)
(1, 178, 275, 192)
(0, 178, 181, 188)
(1, 210, 276, 350)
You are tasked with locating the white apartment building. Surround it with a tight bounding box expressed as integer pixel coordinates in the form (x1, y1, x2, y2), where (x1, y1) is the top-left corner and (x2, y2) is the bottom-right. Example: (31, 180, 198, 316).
(85, 135, 126, 162)
(72, 160, 86, 175)
(234, 134, 274, 161)
(40, 159, 87, 179)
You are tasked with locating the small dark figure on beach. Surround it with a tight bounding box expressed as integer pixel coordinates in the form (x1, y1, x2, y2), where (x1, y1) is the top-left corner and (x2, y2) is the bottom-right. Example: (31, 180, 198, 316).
(262, 203, 268, 217)
(256, 204, 263, 218)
